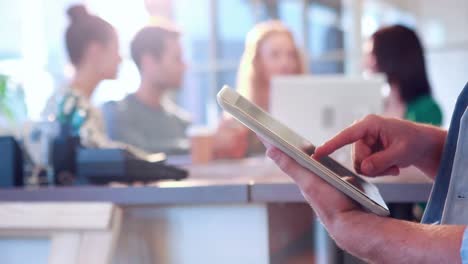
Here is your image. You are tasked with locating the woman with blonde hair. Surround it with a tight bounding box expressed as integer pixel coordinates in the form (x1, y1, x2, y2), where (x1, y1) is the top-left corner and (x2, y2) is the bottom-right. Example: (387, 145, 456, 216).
(215, 20, 306, 159)
(238, 20, 306, 111)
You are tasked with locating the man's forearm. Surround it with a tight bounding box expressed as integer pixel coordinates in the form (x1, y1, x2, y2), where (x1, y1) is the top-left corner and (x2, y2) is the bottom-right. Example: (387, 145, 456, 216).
(331, 211, 465, 263)
(413, 123, 447, 179)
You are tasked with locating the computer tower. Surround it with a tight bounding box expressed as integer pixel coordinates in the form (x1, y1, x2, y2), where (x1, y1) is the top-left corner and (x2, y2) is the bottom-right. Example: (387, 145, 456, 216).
(0, 136, 23, 187)
(51, 136, 80, 185)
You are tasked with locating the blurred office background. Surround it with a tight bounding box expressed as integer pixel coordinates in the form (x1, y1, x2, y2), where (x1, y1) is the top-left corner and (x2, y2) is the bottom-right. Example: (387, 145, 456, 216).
(0, 1, 466, 264)
(0, 0, 466, 127)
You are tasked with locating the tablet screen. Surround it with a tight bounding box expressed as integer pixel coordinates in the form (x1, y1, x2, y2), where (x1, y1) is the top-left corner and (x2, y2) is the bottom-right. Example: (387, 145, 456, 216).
(233, 92, 388, 210)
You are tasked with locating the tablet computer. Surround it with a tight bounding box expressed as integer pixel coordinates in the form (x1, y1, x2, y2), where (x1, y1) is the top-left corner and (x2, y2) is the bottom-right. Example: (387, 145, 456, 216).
(217, 86, 389, 216)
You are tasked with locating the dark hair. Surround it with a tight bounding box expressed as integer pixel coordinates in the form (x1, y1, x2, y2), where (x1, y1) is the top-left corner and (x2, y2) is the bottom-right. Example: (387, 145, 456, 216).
(130, 25, 180, 70)
(371, 25, 432, 104)
(65, 5, 115, 66)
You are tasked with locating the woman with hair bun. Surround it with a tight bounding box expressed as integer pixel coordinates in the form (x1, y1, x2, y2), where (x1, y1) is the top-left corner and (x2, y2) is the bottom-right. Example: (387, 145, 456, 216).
(44, 4, 121, 148)
(65, 4, 121, 85)
(44, 5, 150, 158)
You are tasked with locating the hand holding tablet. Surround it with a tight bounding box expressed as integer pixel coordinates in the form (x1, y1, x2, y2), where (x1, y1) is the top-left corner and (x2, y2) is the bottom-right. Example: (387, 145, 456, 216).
(217, 85, 389, 216)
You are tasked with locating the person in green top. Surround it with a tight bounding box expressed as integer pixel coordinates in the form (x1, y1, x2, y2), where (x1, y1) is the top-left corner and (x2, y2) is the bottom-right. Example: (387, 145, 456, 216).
(363, 25, 443, 219)
(405, 94, 442, 126)
(363, 24, 443, 126)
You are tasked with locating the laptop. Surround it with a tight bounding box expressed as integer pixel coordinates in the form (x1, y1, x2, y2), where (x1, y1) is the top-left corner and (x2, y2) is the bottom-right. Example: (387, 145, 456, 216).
(270, 75, 385, 166)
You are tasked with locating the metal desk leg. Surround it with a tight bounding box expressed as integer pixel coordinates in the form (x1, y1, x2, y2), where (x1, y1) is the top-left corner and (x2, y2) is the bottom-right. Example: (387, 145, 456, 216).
(314, 218, 343, 264)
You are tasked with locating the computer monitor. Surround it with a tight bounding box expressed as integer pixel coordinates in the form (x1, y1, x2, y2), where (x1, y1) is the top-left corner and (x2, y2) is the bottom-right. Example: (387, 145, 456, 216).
(270, 75, 385, 166)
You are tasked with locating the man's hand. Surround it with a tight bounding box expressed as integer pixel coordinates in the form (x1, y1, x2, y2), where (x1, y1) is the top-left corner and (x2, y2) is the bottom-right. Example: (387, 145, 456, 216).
(262, 139, 361, 226)
(315, 115, 447, 179)
(261, 141, 382, 261)
(259, 117, 463, 263)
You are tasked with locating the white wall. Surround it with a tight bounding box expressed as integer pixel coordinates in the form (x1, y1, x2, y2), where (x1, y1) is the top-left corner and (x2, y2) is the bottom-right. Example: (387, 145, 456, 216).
(415, 0, 468, 127)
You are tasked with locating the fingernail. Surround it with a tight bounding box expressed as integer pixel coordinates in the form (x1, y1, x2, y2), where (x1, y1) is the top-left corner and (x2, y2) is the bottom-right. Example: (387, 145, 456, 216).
(362, 160, 374, 174)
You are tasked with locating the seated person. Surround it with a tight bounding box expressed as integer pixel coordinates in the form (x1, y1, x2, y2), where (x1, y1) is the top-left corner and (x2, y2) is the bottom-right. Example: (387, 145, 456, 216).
(102, 25, 190, 155)
(214, 20, 306, 159)
(42, 5, 121, 147)
(363, 25, 442, 125)
(44, 5, 120, 147)
(43, 5, 153, 159)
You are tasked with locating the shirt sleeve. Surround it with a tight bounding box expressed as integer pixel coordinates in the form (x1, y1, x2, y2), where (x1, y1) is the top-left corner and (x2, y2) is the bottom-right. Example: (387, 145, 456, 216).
(460, 227, 468, 263)
(405, 96, 443, 126)
(100, 101, 120, 140)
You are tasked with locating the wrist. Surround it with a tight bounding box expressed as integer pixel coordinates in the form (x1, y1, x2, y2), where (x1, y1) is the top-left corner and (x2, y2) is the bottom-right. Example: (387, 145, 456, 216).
(329, 210, 384, 261)
(413, 123, 447, 177)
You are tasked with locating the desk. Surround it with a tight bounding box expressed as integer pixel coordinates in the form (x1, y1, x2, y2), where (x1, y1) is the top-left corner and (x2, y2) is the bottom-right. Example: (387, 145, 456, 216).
(0, 158, 433, 264)
(251, 167, 433, 203)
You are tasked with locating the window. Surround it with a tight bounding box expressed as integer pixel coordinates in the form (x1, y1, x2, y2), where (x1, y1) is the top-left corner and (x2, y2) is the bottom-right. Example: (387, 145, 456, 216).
(171, 0, 346, 126)
(174, 0, 212, 125)
(307, 2, 344, 74)
(0, 0, 348, 125)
